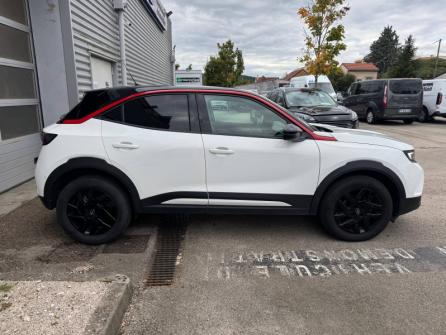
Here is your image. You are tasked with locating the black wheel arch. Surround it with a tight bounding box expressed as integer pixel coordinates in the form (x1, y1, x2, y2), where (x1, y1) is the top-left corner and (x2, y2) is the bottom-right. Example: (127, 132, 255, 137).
(310, 160, 406, 217)
(366, 102, 379, 115)
(42, 157, 141, 213)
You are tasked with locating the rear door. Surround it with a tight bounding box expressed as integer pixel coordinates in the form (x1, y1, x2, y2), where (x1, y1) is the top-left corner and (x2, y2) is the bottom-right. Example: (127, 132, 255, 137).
(197, 93, 320, 211)
(388, 79, 423, 115)
(101, 93, 207, 205)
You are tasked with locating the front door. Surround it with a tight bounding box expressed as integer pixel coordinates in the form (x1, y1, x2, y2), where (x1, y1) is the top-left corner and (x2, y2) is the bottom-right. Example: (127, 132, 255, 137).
(343, 83, 359, 113)
(198, 94, 320, 212)
(91, 56, 113, 89)
(101, 93, 207, 206)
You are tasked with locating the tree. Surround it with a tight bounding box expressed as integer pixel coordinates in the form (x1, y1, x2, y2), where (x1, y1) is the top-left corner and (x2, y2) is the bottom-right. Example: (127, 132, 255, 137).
(186, 64, 193, 71)
(298, 0, 350, 86)
(175, 64, 180, 70)
(387, 35, 417, 78)
(364, 26, 399, 75)
(203, 40, 245, 87)
(328, 67, 356, 92)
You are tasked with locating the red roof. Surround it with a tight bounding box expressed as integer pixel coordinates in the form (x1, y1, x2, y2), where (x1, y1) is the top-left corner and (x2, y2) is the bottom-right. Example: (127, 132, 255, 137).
(282, 67, 309, 81)
(342, 63, 378, 72)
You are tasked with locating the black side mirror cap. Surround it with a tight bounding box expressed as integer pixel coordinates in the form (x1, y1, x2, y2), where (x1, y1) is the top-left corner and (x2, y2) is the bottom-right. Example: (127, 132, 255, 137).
(283, 124, 306, 142)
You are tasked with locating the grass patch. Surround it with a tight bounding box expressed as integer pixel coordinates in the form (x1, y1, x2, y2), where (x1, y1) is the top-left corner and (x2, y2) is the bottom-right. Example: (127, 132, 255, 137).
(0, 283, 13, 293)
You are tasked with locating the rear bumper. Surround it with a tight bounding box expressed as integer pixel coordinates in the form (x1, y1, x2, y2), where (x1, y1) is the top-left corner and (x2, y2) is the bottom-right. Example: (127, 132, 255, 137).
(397, 196, 421, 216)
(379, 108, 420, 120)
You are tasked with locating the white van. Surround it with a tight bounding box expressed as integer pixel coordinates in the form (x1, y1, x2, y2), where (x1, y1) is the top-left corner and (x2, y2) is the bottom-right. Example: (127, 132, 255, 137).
(290, 75, 337, 100)
(421, 79, 446, 122)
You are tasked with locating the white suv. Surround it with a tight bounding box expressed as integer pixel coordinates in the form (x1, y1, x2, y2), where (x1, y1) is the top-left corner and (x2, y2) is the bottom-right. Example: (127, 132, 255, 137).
(35, 87, 424, 244)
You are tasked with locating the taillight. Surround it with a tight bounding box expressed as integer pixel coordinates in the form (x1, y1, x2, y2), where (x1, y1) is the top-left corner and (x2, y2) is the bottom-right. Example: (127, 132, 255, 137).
(41, 132, 58, 145)
(383, 85, 388, 108)
(437, 92, 443, 105)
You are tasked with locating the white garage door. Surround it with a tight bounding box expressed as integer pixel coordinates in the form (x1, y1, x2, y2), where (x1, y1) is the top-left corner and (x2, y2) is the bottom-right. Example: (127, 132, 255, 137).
(91, 56, 113, 89)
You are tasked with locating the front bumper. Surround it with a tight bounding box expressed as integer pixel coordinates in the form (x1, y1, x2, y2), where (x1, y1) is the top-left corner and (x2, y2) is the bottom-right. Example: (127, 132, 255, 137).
(397, 196, 421, 216)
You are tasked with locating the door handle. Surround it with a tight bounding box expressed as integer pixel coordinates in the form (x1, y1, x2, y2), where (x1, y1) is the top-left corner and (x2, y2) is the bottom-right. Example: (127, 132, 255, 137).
(209, 147, 235, 155)
(112, 141, 139, 150)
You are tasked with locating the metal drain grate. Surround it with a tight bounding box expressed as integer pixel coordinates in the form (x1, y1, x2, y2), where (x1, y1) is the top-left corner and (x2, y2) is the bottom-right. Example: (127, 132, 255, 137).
(146, 219, 187, 286)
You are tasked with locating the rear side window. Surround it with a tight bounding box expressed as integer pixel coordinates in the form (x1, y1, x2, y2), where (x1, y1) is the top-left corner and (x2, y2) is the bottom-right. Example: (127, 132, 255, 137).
(103, 94, 190, 132)
(359, 81, 383, 94)
(389, 80, 422, 94)
(62, 88, 135, 122)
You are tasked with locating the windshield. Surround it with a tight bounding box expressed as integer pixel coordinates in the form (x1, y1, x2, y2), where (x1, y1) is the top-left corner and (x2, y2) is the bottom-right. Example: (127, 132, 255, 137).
(271, 100, 317, 131)
(307, 82, 335, 95)
(285, 90, 337, 108)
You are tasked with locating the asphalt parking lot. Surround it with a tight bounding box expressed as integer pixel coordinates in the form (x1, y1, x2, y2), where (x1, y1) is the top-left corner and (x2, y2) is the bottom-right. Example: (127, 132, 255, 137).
(2, 119, 446, 334)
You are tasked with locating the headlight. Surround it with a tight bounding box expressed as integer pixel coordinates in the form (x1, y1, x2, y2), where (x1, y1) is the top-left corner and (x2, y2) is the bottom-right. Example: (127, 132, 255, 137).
(351, 111, 358, 121)
(295, 113, 316, 123)
(404, 150, 416, 162)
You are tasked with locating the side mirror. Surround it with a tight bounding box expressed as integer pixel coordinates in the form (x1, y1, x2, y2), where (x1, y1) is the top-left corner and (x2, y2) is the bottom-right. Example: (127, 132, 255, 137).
(283, 124, 305, 142)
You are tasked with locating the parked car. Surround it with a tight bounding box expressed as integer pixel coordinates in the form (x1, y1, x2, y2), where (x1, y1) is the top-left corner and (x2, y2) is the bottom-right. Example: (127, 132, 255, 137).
(421, 79, 446, 122)
(343, 79, 423, 124)
(36, 86, 423, 244)
(267, 88, 359, 128)
(290, 75, 337, 100)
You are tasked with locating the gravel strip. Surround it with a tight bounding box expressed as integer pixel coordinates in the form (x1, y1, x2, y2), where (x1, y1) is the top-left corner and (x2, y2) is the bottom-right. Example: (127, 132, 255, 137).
(0, 280, 109, 335)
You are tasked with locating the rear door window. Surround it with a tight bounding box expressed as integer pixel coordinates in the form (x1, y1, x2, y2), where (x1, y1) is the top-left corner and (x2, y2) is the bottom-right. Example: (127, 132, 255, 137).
(389, 80, 422, 94)
(103, 94, 191, 132)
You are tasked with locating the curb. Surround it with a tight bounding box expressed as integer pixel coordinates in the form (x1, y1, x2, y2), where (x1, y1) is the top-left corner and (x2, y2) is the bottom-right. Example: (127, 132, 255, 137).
(84, 274, 133, 335)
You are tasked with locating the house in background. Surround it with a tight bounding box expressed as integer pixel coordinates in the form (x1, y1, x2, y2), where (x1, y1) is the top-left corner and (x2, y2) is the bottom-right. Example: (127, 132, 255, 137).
(282, 67, 310, 81)
(341, 63, 379, 81)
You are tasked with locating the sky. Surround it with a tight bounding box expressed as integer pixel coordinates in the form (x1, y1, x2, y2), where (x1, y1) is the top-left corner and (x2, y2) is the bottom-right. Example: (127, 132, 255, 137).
(162, 0, 446, 78)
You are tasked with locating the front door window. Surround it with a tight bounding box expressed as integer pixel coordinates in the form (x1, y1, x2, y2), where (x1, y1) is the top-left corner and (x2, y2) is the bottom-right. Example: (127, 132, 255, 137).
(203, 95, 287, 139)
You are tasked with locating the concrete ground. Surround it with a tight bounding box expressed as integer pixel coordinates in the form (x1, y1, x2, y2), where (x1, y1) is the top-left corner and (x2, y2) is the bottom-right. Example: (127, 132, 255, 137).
(121, 119, 446, 335)
(1, 118, 446, 334)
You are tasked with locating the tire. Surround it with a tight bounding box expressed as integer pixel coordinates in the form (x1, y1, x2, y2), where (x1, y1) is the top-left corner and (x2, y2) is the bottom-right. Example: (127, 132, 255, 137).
(319, 176, 393, 242)
(366, 110, 376, 124)
(56, 176, 131, 245)
(403, 119, 414, 124)
(418, 108, 429, 123)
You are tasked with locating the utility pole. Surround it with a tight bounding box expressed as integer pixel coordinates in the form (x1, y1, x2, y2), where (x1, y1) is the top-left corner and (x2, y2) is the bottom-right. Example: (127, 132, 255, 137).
(433, 39, 442, 78)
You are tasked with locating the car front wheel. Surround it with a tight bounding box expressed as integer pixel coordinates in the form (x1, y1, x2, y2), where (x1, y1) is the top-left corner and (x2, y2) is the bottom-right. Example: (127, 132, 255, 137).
(56, 176, 131, 245)
(319, 176, 393, 241)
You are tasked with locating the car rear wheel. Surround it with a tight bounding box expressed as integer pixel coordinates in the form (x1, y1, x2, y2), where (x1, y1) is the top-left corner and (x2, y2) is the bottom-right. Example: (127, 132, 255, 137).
(319, 176, 393, 241)
(366, 110, 376, 124)
(418, 107, 429, 123)
(56, 176, 131, 245)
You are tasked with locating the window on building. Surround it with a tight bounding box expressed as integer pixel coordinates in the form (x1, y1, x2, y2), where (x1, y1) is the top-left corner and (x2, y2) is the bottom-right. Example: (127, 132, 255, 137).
(0, 0, 40, 141)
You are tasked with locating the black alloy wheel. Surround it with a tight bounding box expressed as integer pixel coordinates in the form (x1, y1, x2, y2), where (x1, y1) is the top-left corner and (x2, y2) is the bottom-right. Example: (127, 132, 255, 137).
(57, 176, 131, 244)
(333, 187, 384, 235)
(319, 176, 393, 241)
(66, 188, 118, 236)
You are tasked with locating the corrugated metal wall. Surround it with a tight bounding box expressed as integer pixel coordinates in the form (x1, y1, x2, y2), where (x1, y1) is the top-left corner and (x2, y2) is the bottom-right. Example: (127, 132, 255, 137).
(125, 0, 173, 86)
(70, 0, 173, 99)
